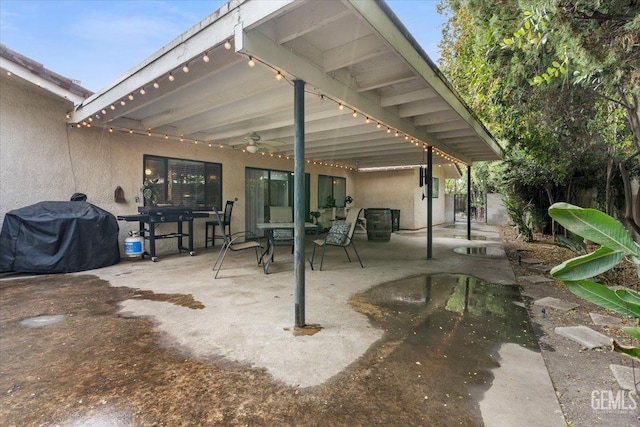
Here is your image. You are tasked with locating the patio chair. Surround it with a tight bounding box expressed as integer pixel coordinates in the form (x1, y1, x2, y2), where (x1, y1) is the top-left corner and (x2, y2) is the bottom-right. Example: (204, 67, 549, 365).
(205, 200, 233, 248)
(212, 210, 264, 278)
(311, 208, 364, 271)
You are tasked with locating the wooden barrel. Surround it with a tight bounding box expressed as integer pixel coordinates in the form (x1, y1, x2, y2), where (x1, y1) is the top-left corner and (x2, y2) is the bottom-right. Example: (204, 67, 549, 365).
(365, 208, 392, 242)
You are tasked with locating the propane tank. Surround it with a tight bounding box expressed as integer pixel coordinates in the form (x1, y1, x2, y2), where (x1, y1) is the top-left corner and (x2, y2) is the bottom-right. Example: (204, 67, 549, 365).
(124, 231, 144, 257)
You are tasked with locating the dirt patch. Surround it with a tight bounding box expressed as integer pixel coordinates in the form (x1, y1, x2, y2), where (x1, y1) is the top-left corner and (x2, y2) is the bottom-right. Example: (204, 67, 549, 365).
(500, 226, 640, 426)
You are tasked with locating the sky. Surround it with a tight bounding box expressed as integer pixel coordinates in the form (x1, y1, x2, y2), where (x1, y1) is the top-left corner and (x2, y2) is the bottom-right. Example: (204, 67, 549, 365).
(0, 0, 448, 92)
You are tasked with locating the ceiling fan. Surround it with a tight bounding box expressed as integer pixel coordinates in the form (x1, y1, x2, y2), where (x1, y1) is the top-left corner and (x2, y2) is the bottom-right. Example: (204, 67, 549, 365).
(242, 132, 285, 154)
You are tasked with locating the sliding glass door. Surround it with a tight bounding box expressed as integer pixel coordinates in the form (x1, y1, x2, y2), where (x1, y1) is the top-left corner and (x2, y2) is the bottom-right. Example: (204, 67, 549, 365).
(245, 167, 309, 236)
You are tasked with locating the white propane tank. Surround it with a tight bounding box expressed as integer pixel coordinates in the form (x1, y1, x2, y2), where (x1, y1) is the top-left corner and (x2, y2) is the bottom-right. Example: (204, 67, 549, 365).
(124, 231, 144, 257)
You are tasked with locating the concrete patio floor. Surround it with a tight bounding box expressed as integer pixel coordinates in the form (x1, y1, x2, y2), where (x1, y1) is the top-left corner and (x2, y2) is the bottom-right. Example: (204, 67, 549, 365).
(0, 223, 566, 426)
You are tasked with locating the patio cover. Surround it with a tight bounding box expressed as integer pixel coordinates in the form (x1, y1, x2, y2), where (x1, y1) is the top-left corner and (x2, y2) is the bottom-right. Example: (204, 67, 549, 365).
(67, 0, 502, 169)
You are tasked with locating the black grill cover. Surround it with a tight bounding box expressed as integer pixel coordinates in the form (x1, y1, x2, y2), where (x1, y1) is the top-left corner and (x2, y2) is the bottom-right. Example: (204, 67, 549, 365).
(0, 201, 120, 273)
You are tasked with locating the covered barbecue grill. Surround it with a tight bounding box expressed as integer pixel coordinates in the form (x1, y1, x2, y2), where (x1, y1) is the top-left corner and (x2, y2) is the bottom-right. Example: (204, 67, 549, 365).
(0, 201, 120, 273)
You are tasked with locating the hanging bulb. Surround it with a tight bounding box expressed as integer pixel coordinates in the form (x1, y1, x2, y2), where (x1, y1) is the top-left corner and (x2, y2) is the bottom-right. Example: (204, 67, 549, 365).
(153, 81, 160, 89)
(387, 127, 391, 133)
(247, 56, 255, 67)
(120, 99, 126, 106)
(109, 128, 113, 133)
(128, 93, 134, 101)
(338, 103, 344, 110)
(147, 129, 151, 136)
(110, 104, 116, 110)
(164, 134, 169, 139)
(395, 130, 399, 137)
(352, 110, 358, 118)
(365, 117, 370, 124)
(203, 52, 210, 63)
(139, 87, 146, 95)
(168, 73, 175, 82)
(101, 109, 107, 115)
(376, 122, 381, 128)
(180, 135, 184, 142)
(182, 63, 190, 73)
(224, 39, 231, 50)
(276, 71, 283, 81)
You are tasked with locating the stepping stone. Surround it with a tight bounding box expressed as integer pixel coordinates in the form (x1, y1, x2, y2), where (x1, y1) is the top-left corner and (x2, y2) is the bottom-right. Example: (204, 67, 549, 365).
(520, 258, 543, 264)
(528, 264, 551, 273)
(555, 326, 611, 349)
(534, 297, 579, 311)
(590, 313, 624, 328)
(610, 364, 639, 391)
(520, 275, 555, 284)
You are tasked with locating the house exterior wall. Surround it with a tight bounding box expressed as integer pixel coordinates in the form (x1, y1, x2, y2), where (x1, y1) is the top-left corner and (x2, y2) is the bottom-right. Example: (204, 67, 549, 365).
(2, 73, 447, 258)
(0, 74, 359, 257)
(354, 168, 446, 230)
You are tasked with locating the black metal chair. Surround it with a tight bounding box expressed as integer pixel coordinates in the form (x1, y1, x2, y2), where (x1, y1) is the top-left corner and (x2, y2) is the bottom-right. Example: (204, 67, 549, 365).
(212, 210, 264, 278)
(311, 208, 364, 271)
(205, 200, 233, 248)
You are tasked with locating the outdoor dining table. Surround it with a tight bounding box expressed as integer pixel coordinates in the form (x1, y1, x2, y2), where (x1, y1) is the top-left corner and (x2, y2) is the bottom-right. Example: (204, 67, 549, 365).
(256, 222, 318, 273)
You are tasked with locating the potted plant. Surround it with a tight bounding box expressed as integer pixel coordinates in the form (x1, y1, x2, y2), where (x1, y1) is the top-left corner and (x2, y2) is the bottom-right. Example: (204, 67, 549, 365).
(140, 178, 160, 206)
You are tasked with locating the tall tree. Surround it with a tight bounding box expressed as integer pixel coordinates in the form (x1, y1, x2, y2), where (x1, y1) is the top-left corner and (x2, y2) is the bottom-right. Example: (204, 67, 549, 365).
(438, 0, 639, 236)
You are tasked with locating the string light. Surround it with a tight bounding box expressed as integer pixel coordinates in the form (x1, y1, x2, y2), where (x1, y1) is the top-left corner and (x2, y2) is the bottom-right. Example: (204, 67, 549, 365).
(182, 63, 190, 73)
(168, 73, 175, 82)
(128, 93, 134, 101)
(120, 99, 126, 106)
(101, 109, 107, 115)
(203, 52, 210, 63)
(352, 110, 358, 118)
(139, 87, 146, 95)
(153, 81, 160, 89)
(110, 104, 115, 110)
(247, 56, 255, 67)
(224, 39, 231, 50)
(338, 103, 344, 110)
(276, 71, 283, 81)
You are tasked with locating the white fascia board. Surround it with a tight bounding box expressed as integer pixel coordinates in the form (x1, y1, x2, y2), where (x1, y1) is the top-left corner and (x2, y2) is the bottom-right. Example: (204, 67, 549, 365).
(70, 0, 296, 124)
(237, 29, 471, 164)
(1, 58, 85, 105)
(347, 0, 503, 160)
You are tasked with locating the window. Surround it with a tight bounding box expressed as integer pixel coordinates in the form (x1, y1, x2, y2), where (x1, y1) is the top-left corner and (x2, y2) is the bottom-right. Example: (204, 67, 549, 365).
(143, 155, 222, 210)
(318, 175, 346, 208)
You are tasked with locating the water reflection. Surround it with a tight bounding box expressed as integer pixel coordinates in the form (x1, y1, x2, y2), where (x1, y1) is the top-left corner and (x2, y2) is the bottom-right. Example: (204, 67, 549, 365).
(351, 274, 537, 423)
(453, 246, 504, 257)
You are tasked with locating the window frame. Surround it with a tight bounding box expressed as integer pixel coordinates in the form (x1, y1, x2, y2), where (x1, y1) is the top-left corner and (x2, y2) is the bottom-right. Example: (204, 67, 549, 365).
(318, 174, 347, 208)
(142, 154, 223, 211)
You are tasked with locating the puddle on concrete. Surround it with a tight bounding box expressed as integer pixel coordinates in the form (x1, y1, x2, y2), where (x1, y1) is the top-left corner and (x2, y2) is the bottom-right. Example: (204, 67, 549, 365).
(349, 274, 537, 424)
(132, 290, 204, 309)
(453, 246, 504, 257)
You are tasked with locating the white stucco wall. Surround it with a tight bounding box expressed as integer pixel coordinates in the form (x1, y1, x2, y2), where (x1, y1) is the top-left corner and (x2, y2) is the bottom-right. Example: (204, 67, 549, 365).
(486, 193, 508, 226)
(354, 168, 446, 230)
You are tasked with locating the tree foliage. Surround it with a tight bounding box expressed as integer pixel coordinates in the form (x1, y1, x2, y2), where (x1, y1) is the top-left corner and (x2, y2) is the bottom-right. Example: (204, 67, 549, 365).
(438, 0, 639, 237)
